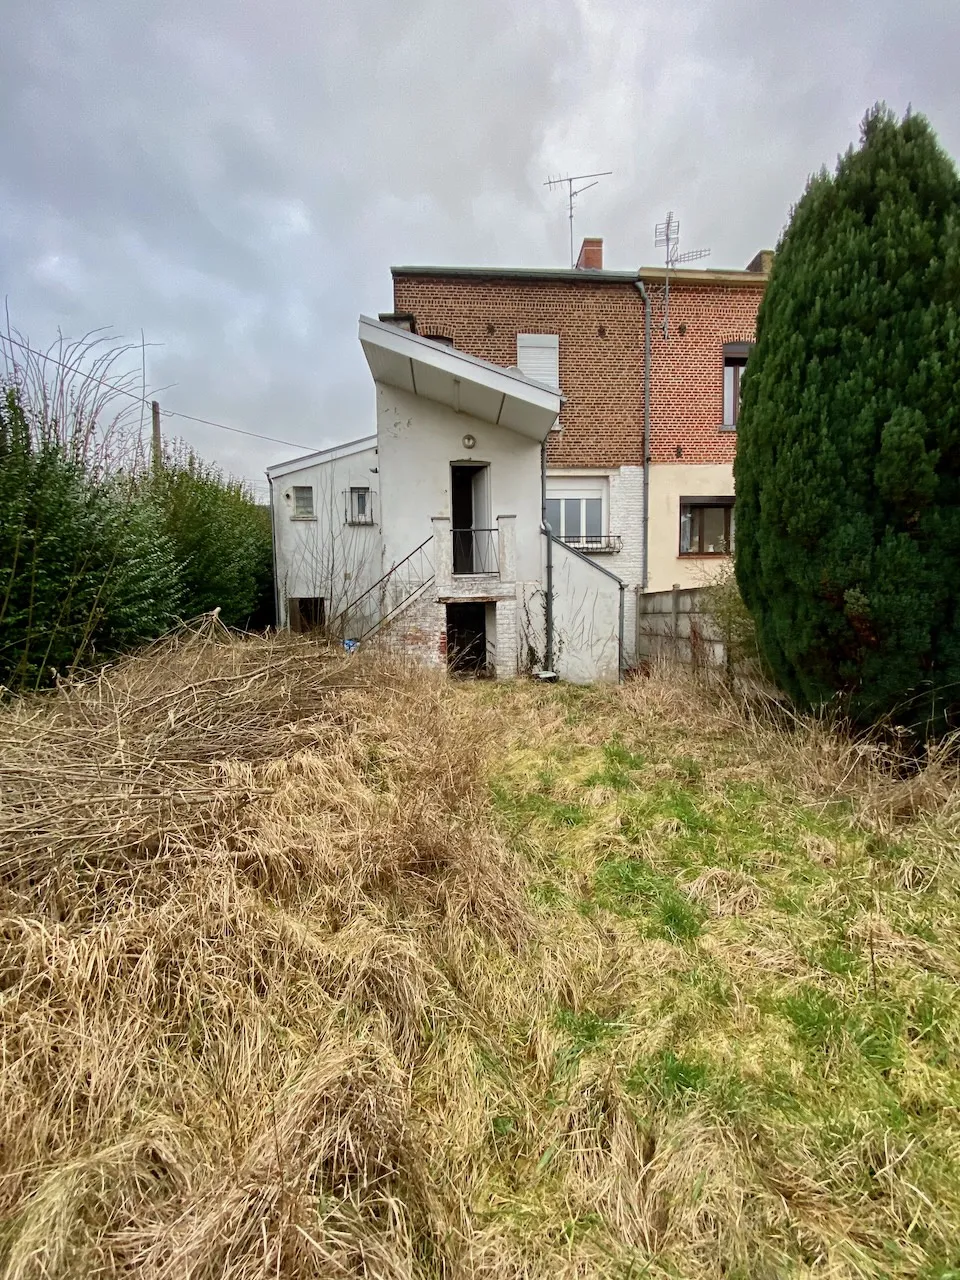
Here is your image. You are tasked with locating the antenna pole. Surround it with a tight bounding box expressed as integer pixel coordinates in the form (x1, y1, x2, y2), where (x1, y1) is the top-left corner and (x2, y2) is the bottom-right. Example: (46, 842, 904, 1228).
(654, 210, 710, 340)
(569, 184, 574, 270)
(545, 170, 612, 266)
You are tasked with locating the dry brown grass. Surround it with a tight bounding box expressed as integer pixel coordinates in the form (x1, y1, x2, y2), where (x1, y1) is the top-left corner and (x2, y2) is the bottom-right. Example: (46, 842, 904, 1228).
(2, 640, 959, 1278)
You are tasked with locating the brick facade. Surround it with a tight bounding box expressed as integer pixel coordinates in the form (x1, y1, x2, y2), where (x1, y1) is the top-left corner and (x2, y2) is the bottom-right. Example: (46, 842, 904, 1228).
(391, 268, 766, 468)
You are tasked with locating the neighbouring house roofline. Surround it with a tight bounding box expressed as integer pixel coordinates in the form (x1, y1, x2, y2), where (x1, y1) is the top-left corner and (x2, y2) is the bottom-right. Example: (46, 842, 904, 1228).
(391, 263, 770, 287)
(266, 433, 377, 479)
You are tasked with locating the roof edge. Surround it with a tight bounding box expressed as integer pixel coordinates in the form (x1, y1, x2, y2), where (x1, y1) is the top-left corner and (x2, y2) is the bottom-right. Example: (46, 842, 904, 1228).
(391, 264, 768, 286)
(266, 433, 377, 478)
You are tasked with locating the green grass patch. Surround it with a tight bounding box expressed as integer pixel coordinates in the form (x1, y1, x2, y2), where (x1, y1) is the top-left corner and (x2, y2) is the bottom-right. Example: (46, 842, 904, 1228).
(593, 855, 702, 941)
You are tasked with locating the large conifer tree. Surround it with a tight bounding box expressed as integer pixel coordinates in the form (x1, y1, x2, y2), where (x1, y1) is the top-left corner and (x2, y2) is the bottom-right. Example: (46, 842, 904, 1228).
(735, 106, 960, 729)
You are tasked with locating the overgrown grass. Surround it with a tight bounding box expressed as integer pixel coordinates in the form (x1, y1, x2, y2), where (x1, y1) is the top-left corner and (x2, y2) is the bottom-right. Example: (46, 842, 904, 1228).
(1, 640, 959, 1277)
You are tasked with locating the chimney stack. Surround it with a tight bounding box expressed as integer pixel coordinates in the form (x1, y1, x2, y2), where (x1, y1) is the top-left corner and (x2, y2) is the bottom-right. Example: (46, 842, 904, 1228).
(745, 249, 774, 275)
(575, 237, 603, 270)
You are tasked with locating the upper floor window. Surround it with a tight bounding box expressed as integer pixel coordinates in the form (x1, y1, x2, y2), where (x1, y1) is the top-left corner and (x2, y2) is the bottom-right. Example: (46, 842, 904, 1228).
(292, 485, 314, 518)
(722, 342, 753, 428)
(517, 333, 560, 389)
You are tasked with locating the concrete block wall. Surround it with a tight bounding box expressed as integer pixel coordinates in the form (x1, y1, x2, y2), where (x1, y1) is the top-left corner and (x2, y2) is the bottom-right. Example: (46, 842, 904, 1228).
(635, 585, 725, 667)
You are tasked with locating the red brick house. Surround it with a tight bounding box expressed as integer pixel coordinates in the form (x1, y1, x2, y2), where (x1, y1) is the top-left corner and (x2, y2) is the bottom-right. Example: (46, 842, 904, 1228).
(389, 238, 770, 648)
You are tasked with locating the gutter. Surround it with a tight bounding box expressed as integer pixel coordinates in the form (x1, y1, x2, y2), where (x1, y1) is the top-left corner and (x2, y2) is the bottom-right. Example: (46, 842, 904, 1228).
(633, 280, 652, 591)
(540, 440, 555, 673)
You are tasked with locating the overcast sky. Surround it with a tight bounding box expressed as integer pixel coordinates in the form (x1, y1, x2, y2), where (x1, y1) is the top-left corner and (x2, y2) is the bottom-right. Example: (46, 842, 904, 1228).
(2, 0, 958, 494)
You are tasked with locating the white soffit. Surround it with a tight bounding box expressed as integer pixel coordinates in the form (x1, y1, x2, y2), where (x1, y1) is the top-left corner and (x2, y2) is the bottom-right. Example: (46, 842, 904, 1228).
(358, 315, 561, 440)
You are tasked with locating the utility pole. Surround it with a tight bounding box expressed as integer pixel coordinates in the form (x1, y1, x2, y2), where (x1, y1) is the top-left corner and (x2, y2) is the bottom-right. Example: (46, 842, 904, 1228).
(151, 400, 162, 473)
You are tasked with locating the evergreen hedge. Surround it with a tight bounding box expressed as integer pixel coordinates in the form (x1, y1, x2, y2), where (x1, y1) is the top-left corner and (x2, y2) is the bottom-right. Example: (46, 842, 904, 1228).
(0, 388, 180, 690)
(734, 106, 960, 730)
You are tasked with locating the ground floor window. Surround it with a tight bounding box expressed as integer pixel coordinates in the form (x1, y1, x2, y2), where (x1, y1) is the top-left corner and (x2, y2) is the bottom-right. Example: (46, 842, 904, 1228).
(288, 596, 325, 632)
(679, 498, 734, 556)
(545, 495, 604, 544)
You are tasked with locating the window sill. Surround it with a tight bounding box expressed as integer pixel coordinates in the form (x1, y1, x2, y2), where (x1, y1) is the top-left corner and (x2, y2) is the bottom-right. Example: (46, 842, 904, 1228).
(345, 519, 376, 527)
(290, 515, 317, 522)
(678, 552, 731, 559)
(718, 424, 738, 433)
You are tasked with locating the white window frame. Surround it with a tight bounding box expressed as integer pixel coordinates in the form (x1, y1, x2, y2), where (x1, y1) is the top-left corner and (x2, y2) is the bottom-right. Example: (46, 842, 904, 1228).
(516, 333, 560, 389)
(545, 475, 609, 547)
(292, 485, 315, 519)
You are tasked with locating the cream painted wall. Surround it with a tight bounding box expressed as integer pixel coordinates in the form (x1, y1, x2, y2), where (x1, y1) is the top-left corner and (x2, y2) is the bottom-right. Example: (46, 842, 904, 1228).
(646, 463, 734, 593)
(376, 385, 544, 582)
(271, 445, 381, 627)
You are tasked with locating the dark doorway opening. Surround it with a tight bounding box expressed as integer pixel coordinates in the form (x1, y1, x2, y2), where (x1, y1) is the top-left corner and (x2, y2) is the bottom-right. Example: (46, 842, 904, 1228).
(289, 596, 325, 633)
(446, 602, 487, 674)
(451, 463, 491, 573)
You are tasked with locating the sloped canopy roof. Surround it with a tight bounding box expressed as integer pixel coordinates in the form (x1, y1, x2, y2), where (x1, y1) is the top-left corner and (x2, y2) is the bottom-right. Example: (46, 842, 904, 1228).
(358, 315, 562, 441)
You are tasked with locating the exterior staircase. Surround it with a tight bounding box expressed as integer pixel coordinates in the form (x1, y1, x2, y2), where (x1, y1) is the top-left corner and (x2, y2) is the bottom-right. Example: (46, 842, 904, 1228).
(329, 536, 435, 644)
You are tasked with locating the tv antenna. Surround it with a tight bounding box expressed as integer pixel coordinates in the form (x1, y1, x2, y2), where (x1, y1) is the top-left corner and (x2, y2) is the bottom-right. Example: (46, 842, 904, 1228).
(545, 170, 612, 267)
(654, 211, 711, 339)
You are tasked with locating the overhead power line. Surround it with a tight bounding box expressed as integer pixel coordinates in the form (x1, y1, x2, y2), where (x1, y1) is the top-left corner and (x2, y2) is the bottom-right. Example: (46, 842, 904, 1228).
(1, 333, 318, 453)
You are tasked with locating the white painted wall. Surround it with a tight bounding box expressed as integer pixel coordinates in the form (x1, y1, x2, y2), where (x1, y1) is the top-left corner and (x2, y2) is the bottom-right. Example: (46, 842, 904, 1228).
(546, 465, 641, 664)
(545, 540, 622, 683)
(646, 463, 734, 593)
(376, 385, 544, 582)
(270, 445, 382, 628)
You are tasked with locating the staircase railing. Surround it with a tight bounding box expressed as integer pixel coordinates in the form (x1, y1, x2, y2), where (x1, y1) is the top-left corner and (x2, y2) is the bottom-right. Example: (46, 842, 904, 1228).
(328, 536, 435, 643)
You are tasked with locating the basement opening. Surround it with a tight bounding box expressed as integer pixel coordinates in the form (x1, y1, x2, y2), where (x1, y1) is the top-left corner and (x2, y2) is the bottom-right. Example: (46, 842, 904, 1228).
(446, 602, 487, 675)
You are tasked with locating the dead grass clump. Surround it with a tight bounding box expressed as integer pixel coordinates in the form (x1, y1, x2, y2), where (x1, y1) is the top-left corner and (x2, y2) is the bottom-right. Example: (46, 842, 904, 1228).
(0, 625, 534, 1277)
(681, 867, 762, 917)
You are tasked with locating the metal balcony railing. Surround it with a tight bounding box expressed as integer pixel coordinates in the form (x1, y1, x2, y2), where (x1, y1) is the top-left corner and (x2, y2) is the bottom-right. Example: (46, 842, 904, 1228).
(562, 534, 622, 554)
(452, 527, 499, 575)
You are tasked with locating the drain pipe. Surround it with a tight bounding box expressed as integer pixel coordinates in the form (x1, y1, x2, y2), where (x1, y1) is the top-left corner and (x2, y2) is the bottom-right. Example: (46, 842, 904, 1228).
(618, 581, 625, 683)
(633, 279, 652, 591)
(540, 440, 555, 673)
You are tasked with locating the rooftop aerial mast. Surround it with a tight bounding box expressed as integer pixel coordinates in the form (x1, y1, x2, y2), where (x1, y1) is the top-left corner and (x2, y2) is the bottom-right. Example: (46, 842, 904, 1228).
(654, 211, 711, 339)
(545, 170, 612, 267)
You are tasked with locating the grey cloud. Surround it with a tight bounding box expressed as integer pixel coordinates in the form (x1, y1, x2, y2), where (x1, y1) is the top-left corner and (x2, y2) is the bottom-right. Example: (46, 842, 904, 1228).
(1, 0, 957, 487)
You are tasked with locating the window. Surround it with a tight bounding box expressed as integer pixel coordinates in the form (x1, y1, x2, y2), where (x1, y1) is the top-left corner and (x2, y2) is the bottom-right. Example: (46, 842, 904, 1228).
(517, 333, 560, 388)
(288, 597, 324, 632)
(292, 485, 314, 518)
(544, 476, 620, 550)
(723, 360, 745, 427)
(722, 342, 753, 428)
(347, 486, 373, 524)
(545, 496, 602, 542)
(679, 498, 734, 556)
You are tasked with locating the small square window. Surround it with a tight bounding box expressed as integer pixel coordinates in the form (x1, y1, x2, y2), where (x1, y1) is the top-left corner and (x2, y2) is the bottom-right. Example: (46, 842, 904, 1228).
(679, 499, 734, 556)
(292, 485, 314, 518)
(347, 487, 373, 524)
